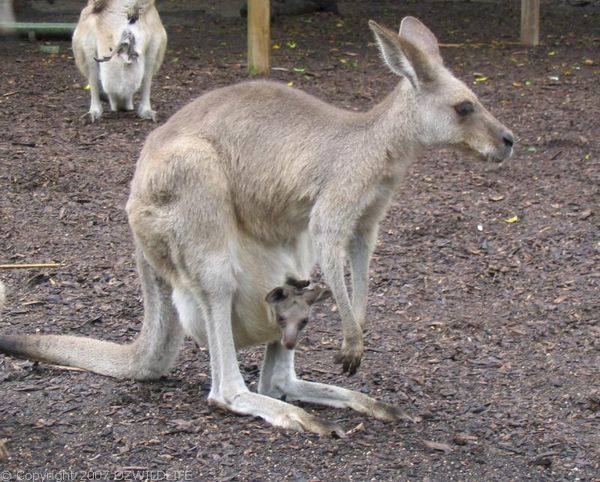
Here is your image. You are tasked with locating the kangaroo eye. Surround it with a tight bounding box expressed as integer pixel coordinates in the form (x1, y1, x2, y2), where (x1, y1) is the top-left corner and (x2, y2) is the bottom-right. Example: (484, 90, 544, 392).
(299, 318, 308, 329)
(455, 101, 474, 117)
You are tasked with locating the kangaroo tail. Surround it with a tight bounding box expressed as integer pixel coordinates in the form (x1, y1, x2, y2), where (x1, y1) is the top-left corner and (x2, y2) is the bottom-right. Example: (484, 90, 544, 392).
(0, 251, 185, 381)
(0, 283, 140, 378)
(0, 315, 184, 380)
(0, 334, 141, 378)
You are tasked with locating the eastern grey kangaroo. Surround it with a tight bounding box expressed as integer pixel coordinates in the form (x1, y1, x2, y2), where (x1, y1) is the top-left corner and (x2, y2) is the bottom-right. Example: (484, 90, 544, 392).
(0, 17, 513, 436)
(72, 0, 166, 121)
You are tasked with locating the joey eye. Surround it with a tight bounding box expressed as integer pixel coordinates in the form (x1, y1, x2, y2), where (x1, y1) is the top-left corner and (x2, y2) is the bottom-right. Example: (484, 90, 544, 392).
(454, 101, 474, 117)
(299, 318, 308, 329)
(277, 316, 285, 327)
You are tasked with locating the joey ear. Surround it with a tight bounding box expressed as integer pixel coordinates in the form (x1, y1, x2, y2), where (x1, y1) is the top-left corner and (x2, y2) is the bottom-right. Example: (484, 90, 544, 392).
(369, 19, 439, 87)
(303, 284, 332, 306)
(265, 287, 288, 305)
(284, 276, 311, 290)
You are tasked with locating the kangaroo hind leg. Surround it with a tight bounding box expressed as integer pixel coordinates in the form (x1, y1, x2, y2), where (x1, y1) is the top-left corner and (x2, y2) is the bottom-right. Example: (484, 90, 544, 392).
(129, 248, 185, 379)
(259, 341, 418, 423)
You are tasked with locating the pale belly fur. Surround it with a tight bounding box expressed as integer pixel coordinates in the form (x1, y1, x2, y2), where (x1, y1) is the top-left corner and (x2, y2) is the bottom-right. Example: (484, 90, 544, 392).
(171, 230, 315, 349)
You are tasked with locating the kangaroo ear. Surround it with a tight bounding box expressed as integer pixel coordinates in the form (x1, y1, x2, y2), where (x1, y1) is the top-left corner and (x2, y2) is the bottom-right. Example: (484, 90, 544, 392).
(302, 284, 332, 306)
(265, 287, 288, 305)
(399, 16, 442, 64)
(369, 19, 440, 87)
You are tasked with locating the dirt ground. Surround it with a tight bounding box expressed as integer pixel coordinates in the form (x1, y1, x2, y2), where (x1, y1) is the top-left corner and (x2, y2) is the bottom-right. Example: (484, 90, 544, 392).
(0, 1, 598, 480)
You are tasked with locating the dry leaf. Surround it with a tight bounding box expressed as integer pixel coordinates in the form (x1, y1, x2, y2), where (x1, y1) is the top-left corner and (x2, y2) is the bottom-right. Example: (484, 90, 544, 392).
(453, 433, 478, 445)
(0, 439, 8, 460)
(346, 422, 365, 436)
(553, 295, 567, 304)
(423, 440, 453, 453)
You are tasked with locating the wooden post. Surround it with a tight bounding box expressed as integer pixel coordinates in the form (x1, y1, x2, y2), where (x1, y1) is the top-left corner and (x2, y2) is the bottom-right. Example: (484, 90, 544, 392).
(247, 0, 270, 75)
(521, 0, 540, 46)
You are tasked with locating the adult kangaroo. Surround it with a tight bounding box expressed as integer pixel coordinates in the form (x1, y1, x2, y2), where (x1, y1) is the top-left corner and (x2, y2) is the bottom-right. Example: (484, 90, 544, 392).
(72, 0, 166, 121)
(0, 18, 513, 436)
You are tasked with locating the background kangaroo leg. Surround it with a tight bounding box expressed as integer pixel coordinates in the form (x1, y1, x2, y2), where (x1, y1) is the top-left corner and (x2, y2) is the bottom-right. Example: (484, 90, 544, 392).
(137, 31, 165, 121)
(86, 59, 103, 121)
(259, 341, 416, 422)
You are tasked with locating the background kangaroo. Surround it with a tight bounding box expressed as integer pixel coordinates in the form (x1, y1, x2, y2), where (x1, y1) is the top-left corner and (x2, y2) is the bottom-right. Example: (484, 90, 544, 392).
(72, 0, 166, 121)
(0, 17, 513, 436)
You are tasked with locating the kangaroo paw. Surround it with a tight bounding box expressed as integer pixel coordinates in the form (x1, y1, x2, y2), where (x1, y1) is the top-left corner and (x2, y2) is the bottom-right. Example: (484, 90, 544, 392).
(334, 339, 363, 375)
(127, 5, 140, 23)
(138, 108, 157, 122)
(371, 401, 421, 423)
(87, 108, 102, 122)
(286, 412, 346, 438)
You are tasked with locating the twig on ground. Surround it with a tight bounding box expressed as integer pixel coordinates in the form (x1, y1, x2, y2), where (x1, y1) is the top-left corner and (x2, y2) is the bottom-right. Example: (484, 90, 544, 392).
(0, 263, 64, 270)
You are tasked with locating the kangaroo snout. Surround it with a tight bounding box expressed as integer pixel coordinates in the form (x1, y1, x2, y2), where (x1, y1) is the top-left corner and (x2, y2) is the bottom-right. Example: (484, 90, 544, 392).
(282, 328, 299, 350)
(494, 128, 515, 162)
(473, 119, 515, 163)
(501, 130, 515, 160)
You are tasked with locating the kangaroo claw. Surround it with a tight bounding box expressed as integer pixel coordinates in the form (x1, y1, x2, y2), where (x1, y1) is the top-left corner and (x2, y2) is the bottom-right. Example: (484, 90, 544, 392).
(334, 347, 363, 375)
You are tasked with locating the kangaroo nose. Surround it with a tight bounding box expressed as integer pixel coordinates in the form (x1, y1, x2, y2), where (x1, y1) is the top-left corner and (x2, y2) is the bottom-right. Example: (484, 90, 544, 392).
(503, 132, 514, 147)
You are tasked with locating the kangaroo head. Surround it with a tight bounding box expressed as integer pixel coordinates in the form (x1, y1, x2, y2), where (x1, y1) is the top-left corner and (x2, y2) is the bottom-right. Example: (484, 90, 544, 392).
(265, 277, 332, 350)
(369, 18, 514, 163)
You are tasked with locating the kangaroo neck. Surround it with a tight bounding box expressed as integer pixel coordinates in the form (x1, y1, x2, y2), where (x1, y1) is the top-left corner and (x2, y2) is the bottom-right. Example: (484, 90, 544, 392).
(362, 79, 422, 162)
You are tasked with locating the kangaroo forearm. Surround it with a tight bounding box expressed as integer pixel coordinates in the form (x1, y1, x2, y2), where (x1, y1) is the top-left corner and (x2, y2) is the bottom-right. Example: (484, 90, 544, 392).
(348, 241, 371, 326)
(348, 220, 380, 326)
(318, 248, 361, 337)
(348, 189, 389, 322)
